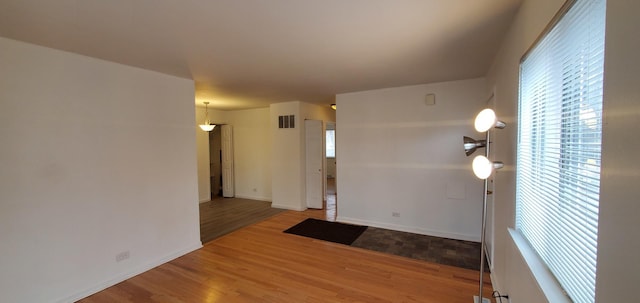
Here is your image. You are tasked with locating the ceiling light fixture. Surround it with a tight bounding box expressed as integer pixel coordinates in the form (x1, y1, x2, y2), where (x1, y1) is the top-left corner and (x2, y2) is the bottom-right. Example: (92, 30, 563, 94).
(199, 102, 215, 132)
(331, 104, 336, 110)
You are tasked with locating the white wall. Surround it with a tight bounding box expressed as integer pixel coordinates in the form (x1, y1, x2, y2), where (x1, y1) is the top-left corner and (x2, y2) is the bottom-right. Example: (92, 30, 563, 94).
(0, 37, 201, 303)
(226, 108, 272, 201)
(195, 107, 275, 202)
(271, 102, 305, 210)
(336, 78, 487, 241)
(486, 0, 640, 302)
(596, 1, 640, 301)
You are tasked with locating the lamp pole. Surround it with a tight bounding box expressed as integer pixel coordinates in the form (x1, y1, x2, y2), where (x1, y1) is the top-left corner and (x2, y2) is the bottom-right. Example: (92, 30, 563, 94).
(477, 130, 490, 302)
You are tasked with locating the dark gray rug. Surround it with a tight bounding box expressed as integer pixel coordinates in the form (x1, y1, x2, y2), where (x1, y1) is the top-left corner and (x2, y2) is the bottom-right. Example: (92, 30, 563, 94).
(352, 227, 487, 272)
(284, 219, 487, 272)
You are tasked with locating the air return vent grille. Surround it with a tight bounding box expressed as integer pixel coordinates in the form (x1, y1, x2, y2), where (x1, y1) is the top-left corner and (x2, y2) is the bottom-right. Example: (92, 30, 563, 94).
(278, 115, 295, 129)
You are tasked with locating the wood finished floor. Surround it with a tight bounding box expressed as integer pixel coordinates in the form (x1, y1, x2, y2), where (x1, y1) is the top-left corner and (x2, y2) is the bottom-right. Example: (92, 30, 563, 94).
(200, 197, 286, 244)
(80, 209, 493, 303)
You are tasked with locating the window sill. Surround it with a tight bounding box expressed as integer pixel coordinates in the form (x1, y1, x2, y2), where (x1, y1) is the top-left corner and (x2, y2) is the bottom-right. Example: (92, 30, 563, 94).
(508, 228, 572, 303)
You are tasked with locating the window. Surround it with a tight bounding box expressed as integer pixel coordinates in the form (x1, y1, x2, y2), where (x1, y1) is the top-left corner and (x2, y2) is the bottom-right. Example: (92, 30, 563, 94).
(326, 129, 335, 158)
(516, 0, 605, 303)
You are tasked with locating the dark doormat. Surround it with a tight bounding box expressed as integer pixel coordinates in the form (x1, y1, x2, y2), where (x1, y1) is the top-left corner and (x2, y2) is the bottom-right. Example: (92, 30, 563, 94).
(284, 218, 367, 245)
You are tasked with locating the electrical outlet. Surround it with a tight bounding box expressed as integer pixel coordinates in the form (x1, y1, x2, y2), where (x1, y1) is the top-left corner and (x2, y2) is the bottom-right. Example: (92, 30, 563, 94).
(115, 251, 130, 262)
(392, 212, 400, 217)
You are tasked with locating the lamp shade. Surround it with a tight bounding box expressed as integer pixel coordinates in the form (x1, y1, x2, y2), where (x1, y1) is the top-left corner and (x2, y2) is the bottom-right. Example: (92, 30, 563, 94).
(472, 156, 504, 179)
(474, 109, 497, 132)
(472, 156, 493, 179)
(199, 124, 215, 131)
(474, 108, 506, 132)
(463, 136, 487, 156)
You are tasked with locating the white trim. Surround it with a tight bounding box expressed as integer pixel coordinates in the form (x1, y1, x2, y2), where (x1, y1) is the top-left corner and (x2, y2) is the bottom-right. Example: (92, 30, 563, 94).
(489, 272, 500, 296)
(199, 198, 211, 204)
(484, 244, 493, 270)
(234, 194, 272, 202)
(55, 242, 203, 303)
(336, 216, 480, 242)
(271, 203, 307, 211)
(508, 228, 571, 303)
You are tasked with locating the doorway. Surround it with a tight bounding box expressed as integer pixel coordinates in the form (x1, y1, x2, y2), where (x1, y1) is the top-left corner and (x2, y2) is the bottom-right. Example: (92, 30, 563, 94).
(209, 127, 222, 199)
(209, 125, 234, 199)
(325, 122, 337, 221)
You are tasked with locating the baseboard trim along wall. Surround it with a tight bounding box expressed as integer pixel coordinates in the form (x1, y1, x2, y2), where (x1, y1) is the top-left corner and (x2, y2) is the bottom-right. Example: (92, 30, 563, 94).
(271, 203, 307, 211)
(336, 216, 480, 242)
(234, 194, 272, 202)
(55, 242, 203, 303)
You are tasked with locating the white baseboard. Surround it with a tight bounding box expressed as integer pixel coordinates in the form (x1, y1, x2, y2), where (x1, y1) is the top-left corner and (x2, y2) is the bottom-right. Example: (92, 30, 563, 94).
(271, 203, 307, 211)
(336, 216, 480, 242)
(234, 194, 272, 202)
(490, 272, 500, 295)
(56, 241, 203, 303)
(199, 198, 210, 204)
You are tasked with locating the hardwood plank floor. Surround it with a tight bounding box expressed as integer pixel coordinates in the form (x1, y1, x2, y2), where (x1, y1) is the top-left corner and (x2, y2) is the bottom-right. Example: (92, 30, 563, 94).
(80, 209, 493, 303)
(200, 197, 286, 244)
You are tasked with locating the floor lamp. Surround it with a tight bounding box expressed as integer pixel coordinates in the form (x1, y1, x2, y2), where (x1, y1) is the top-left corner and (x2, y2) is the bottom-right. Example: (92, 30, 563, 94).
(463, 109, 505, 303)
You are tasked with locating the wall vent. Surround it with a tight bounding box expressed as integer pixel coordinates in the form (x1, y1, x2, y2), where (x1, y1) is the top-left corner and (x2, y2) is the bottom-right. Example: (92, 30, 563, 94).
(278, 115, 295, 129)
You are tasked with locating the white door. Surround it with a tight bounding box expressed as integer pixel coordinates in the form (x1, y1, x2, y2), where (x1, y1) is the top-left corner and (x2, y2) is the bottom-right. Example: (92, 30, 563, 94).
(305, 120, 323, 209)
(221, 125, 234, 198)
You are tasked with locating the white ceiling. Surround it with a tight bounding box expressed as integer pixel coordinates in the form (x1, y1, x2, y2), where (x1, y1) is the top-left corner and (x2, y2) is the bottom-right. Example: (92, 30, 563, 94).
(0, 0, 522, 110)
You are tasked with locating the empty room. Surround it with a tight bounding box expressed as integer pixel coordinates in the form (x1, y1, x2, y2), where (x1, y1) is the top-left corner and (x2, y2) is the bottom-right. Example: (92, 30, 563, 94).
(1, 0, 638, 303)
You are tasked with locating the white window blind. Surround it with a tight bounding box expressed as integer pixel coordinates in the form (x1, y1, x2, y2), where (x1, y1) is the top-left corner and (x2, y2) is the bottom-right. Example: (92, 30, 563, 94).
(516, 0, 605, 302)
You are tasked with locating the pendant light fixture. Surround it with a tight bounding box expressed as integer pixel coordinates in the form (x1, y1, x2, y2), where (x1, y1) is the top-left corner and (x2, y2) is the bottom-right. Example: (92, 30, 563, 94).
(199, 101, 215, 132)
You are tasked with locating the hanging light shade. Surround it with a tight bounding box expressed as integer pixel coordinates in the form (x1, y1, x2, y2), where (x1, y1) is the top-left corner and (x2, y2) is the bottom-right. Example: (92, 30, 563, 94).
(474, 108, 506, 132)
(199, 101, 216, 132)
(200, 124, 215, 132)
(472, 155, 504, 179)
(463, 136, 487, 156)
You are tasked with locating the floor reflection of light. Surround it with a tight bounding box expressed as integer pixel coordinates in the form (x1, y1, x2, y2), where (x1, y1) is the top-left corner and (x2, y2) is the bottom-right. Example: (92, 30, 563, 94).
(205, 286, 221, 303)
(326, 178, 337, 221)
(326, 194, 337, 222)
